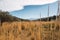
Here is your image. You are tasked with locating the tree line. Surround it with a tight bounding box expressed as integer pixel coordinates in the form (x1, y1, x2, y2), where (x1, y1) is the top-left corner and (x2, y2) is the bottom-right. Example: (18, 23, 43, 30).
(0, 10, 29, 23)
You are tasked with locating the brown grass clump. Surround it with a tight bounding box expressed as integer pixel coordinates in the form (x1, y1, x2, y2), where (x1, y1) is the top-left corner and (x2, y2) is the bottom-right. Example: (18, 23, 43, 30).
(0, 21, 60, 40)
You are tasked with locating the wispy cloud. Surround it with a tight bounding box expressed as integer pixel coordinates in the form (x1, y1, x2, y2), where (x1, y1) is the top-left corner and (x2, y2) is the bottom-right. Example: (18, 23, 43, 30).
(0, 0, 57, 11)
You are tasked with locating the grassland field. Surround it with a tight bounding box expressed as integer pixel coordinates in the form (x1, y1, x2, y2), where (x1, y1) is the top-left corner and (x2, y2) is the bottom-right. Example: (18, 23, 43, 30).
(0, 21, 60, 40)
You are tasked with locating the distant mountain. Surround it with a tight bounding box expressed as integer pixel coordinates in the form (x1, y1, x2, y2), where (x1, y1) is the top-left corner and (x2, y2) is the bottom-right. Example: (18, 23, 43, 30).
(0, 11, 60, 24)
(33, 15, 60, 21)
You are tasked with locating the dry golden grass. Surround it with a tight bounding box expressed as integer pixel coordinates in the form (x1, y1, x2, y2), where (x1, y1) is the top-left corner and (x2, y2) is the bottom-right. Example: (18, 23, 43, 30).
(0, 21, 60, 40)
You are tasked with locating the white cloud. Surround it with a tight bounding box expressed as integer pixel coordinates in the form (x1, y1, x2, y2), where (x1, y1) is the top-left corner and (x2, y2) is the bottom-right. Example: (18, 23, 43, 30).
(0, 0, 57, 12)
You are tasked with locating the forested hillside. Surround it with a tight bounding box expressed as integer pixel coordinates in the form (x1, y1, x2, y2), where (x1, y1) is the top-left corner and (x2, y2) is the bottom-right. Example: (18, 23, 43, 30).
(0, 11, 29, 23)
(0, 11, 59, 23)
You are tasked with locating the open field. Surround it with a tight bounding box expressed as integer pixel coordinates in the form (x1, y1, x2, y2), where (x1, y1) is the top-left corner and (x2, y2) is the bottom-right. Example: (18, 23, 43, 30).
(0, 21, 60, 40)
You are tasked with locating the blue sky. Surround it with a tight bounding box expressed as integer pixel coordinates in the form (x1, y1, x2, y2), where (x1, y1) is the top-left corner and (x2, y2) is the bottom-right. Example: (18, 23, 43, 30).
(10, 1, 58, 19)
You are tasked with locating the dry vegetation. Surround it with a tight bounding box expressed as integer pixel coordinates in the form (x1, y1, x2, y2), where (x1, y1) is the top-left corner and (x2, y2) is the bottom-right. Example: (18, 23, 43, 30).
(0, 21, 60, 40)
